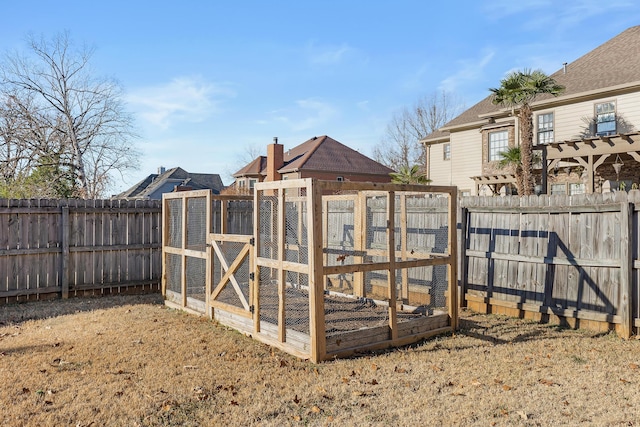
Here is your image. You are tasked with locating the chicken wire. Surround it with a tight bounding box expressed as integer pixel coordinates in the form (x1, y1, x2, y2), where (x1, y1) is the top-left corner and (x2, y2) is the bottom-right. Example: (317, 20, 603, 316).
(325, 198, 355, 293)
(285, 199, 308, 264)
(258, 265, 279, 326)
(285, 272, 310, 334)
(186, 256, 206, 307)
(187, 197, 207, 251)
(366, 196, 388, 262)
(323, 191, 451, 339)
(165, 253, 182, 294)
(258, 194, 278, 260)
(166, 199, 182, 248)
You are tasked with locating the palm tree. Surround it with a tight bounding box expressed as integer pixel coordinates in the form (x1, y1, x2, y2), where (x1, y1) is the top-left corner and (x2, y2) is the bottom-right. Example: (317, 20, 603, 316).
(497, 146, 523, 195)
(489, 69, 564, 195)
(390, 165, 431, 184)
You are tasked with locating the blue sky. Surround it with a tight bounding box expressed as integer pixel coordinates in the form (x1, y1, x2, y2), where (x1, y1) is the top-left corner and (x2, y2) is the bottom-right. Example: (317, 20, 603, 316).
(1, 1, 639, 192)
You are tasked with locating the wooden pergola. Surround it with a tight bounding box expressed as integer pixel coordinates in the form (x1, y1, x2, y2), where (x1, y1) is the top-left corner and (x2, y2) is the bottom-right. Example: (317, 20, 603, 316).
(539, 132, 640, 194)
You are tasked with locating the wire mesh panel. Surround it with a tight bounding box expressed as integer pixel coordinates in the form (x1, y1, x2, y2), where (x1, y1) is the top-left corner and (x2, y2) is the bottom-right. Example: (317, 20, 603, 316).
(165, 253, 182, 295)
(258, 194, 278, 260)
(366, 195, 388, 262)
(186, 256, 206, 308)
(258, 265, 279, 327)
(325, 197, 355, 292)
(187, 197, 207, 251)
(398, 266, 449, 314)
(325, 269, 391, 336)
(166, 199, 183, 248)
(228, 200, 254, 235)
(285, 199, 308, 264)
(162, 191, 211, 314)
(284, 272, 310, 335)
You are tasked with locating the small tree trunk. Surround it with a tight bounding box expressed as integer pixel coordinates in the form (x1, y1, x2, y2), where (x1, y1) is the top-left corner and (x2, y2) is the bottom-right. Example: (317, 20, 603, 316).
(519, 104, 534, 195)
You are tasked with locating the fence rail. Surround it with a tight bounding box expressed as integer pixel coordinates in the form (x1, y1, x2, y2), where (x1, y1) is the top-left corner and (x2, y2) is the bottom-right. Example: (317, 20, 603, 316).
(0, 198, 162, 303)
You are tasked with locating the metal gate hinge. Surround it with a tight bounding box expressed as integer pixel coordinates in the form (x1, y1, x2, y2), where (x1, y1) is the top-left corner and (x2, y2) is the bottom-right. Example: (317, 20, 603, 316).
(249, 272, 255, 281)
(249, 237, 255, 246)
(249, 305, 255, 313)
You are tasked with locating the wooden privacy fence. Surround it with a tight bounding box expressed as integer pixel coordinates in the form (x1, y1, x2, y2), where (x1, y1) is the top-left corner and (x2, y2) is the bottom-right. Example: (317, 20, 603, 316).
(163, 180, 458, 362)
(460, 192, 640, 337)
(0, 198, 162, 303)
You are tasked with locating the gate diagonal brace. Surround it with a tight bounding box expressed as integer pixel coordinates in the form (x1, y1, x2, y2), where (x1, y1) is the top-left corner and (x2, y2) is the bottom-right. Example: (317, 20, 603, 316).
(210, 240, 251, 311)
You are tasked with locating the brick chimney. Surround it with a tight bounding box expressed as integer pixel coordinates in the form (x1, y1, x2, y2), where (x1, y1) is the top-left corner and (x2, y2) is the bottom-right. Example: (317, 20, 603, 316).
(266, 137, 284, 182)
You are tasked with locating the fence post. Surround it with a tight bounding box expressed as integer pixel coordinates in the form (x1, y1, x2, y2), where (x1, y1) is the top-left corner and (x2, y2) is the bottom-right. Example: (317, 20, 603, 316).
(61, 205, 69, 299)
(619, 199, 633, 338)
(459, 206, 469, 309)
(448, 190, 458, 330)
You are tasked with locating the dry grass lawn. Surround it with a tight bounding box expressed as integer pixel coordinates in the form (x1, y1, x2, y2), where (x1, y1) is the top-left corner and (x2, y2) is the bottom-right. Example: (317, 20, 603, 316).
(1, 294, 640, 426)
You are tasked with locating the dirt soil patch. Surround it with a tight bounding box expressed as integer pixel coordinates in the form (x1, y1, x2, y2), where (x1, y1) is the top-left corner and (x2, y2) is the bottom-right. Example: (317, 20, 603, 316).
(1, 294, 640, 426)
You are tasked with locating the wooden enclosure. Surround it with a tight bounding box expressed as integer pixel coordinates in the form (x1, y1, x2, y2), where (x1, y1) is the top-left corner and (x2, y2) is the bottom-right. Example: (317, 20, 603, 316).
(162, 180, 458, 362)
(0, 198, 161, 303)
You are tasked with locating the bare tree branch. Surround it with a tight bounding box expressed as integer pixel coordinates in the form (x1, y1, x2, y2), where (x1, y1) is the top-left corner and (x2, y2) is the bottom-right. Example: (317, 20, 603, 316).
(0, 32, 139, 198)
(373, 91, 463, 172)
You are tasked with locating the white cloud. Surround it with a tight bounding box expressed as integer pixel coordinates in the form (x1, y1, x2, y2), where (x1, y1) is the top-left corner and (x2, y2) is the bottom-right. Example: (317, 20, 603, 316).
(127, 76, 235, 130)
(306, 42, 353, 65)
(267, 98, 338, 132)
(356, 100, 370, 111)
(439, 50, 495, 93)
(483, 0, 635, 30)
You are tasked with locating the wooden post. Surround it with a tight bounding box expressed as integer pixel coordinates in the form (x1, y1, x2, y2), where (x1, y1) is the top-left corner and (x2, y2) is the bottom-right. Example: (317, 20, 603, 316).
(459, 206, 469, 309)
(161, 196, 168, 297)
(353, 192, 365, 297)
(448, 191, 459, 330)
(61, 205, 70, 299)
(387, 191, 398, 340)
(308, 180, 326, 362)
(181, 195, 188, 308)
(253, 188, 261, 333)
(619, 197, 633, 338)
(205, 192, 213, 319)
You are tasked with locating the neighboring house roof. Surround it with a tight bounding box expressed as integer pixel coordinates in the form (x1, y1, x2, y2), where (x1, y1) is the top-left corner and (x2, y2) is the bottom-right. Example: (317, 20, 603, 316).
(422, 25, 640, 142)
(233, 156, 266, 178)
(234, 135, 394, 177)
(117, 167, 224, 199)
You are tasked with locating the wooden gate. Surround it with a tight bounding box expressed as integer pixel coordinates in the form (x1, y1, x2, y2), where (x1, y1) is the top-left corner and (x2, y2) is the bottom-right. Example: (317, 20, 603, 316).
(208, 233, 255, 324)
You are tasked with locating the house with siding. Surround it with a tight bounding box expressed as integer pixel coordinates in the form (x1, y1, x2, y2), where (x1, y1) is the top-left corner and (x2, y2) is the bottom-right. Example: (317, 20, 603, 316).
(116, 166, 224, 199)
(421, 25, 640, 196)
(232, 135, 393, 192)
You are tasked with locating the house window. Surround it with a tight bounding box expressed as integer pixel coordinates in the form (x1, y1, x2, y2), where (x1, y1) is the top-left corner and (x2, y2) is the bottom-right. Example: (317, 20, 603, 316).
(488, 130, 508, 162)
(569, 183, 585, 195)
(550, 183, 566, 195)
(249, 179, 257, 189)
(537, 113, 554, 144)
(595, 102, 616, 136)
(443, 143, 451, 160)
(238, 180, 246, 188)
(336, 176, 344, 182)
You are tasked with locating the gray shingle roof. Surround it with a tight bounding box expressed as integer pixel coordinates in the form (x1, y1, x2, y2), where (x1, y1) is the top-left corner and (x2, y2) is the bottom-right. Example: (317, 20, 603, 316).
(116, 167, 223, 199)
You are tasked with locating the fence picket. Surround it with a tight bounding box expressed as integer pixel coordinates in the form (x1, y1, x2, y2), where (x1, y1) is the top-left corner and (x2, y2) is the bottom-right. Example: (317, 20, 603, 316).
(0, 198, 162, 303)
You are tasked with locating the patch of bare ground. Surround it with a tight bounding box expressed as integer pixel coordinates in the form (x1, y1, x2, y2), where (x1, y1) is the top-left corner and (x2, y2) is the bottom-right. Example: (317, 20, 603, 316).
(1, 295, 640, 426)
